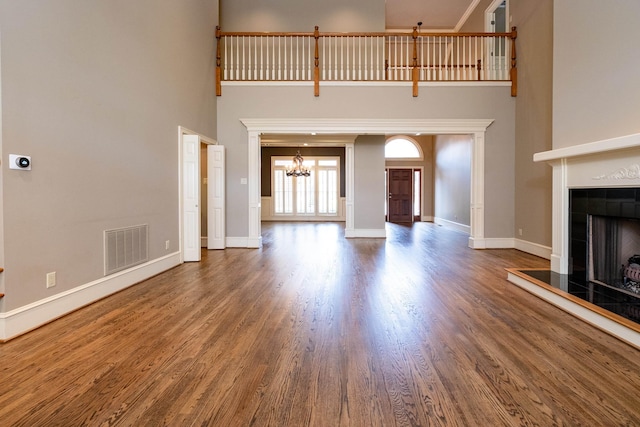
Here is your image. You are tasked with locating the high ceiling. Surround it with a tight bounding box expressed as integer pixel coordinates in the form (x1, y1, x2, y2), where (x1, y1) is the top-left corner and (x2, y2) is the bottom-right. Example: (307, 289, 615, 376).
(385, 0, 480, 31)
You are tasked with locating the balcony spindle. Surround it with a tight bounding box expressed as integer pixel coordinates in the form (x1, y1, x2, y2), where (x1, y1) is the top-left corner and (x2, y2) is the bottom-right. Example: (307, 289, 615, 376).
(510, 27, 517, 97)
(215, 26, 222, 96)
(314, 26, 319, 96)
(412, 27, 418, 97)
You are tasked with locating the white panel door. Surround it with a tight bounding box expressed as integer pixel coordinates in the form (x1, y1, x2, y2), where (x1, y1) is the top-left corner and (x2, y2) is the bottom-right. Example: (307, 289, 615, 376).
(208, 145, 225, 249)
(183, 134, 201, 261)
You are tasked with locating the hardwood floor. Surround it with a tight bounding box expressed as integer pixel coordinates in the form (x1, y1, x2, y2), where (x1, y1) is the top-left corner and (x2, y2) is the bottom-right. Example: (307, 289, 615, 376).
(1, 222, 639, 426)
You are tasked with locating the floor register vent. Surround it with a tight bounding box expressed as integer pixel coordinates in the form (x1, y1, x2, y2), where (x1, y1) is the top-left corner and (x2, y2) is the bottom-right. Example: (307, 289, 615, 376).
(104, 224, 149, 275)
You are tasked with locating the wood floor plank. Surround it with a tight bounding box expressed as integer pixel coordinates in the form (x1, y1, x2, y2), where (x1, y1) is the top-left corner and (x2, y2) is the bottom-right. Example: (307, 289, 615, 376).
(1, 222, 640, 426)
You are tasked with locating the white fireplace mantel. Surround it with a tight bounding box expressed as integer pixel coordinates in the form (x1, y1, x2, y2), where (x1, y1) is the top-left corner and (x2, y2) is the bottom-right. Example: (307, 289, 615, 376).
(534, 132, 640, 163)
(534, 132, 640, 274)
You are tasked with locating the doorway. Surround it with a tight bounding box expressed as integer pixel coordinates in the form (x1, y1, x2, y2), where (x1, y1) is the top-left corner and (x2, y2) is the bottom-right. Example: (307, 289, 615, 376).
(485, 0, 509, 80)
(386, 168, 421, 223)
(241, 118, 493, 248)
(179, 126, 225, 262)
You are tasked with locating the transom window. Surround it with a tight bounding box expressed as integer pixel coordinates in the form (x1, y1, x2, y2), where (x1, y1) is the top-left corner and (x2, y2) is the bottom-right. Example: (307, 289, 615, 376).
(272, 156, 339, 217)
(385, 136, 423, 159)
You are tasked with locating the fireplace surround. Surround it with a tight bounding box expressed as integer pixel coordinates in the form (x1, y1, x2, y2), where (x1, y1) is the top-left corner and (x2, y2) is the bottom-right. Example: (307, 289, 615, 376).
(508, 132, 640, 348)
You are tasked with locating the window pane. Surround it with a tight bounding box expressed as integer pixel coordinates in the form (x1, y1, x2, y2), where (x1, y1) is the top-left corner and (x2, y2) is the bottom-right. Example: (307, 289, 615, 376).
(385, 138, 420, 158)
(327, 170, 337, 214)
(274, 160, 292, 166)
(284, 174, 293, 213)
(271, 157, 337, 218)
(318, 160, 337, 166)
(306, 173, 315, 213)
(274, 169, 284, 213)
(414, 170, 421, 217)
(318, 170, 327, 214)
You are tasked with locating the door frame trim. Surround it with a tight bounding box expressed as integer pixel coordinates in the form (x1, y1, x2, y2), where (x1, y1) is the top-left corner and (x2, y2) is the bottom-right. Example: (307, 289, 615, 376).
(240, 118, 493, 249)
(178, 126, 218, 262)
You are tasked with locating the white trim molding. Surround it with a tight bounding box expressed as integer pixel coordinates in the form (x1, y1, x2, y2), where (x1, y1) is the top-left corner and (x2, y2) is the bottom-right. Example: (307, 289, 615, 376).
(514, 239, 552, 260)
(241, 118, 494, 248)
(350, 228, 386, 238)
(0, 253, 181, 341)
(434, 217, 470, 234)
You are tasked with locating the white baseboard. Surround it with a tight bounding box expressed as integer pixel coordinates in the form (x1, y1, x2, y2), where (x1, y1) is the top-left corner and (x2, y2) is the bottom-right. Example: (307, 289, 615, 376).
(225, 236, 262, 248)
(434, 217, 470, 234)
(484, 237, 516, 248)
(345, 228, 386, 238)
(468, 237, 514, 249)
(225, 237, 249, 248)
(507, 271, 640, 350)
(514, 238, 552, 260)
(422, 216, 434, 222)
(201, 236, 208, 247)
(0, 252, 181, 341)
(467, 237, 552, 259)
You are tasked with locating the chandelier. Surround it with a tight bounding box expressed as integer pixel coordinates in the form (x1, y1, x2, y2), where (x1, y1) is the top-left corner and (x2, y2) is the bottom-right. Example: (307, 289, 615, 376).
(285, 150, 311, 177)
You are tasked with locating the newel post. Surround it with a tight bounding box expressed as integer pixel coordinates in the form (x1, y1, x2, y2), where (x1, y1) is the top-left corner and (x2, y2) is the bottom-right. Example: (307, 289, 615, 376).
(215, 26, 222, 96)
(314, 26, 320, 97)
(412, 26, 419, 97)
(510, 26, 517, 97)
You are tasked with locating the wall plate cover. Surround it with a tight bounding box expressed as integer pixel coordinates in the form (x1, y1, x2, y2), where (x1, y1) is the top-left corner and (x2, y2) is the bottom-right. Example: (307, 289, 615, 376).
(9, 154, 32, 170)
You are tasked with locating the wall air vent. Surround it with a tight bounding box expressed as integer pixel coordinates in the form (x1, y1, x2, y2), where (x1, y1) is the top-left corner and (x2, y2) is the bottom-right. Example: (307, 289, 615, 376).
(104, 224, 148, 276)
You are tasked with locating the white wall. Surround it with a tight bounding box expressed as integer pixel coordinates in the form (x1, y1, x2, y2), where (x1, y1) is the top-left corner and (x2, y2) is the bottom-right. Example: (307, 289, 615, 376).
(434, 135, 472, 227)
(553, 0, 640, 148)
(0, 1, 218, 315)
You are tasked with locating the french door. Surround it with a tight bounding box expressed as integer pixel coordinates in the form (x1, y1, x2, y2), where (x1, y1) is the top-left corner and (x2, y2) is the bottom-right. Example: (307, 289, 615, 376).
(272, 157, 339, 219)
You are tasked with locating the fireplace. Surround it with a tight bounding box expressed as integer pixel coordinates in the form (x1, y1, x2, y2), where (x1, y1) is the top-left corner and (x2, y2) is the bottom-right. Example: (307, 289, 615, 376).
(506, 132, 640, 347)
(568, 188, 640, 323)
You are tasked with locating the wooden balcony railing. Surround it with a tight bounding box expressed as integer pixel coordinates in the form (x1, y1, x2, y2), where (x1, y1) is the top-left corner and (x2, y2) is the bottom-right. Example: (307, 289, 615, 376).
(216, 26, 517, 97)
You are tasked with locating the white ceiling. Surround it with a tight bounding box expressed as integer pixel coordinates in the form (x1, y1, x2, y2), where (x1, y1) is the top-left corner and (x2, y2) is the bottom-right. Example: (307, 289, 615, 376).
(385, 0, 480, 31)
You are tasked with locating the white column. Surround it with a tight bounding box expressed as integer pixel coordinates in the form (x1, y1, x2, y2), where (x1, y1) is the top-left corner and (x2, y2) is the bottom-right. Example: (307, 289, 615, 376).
(344, 142, 355, 238)
(550, 159, 568, 273)
(247, 131, 262, 248)
(468, 131, 486, 248)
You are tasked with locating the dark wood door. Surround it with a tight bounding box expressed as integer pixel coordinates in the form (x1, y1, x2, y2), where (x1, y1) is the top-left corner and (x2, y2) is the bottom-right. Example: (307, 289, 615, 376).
(387, 169, 413, 223)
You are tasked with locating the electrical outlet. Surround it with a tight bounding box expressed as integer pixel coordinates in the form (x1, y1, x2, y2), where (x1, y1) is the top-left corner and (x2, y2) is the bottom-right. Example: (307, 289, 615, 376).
(518, 228, 523, 236)
(165, 240, 170, 250)
(46, 272, 56, 288)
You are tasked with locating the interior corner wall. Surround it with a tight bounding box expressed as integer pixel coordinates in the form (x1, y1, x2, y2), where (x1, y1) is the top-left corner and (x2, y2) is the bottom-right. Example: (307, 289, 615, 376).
(0, 0, 218, 314)
(553, 0, 640, 148)
(220, 0, 385, 32)
(434, 135, 472, 227)
(354, 135, 386, 231)
(512, 0, 553, 248)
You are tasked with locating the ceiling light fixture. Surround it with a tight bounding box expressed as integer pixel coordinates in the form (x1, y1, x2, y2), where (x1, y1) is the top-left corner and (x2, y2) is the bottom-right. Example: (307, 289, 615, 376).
(286, 150, 311, 177)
